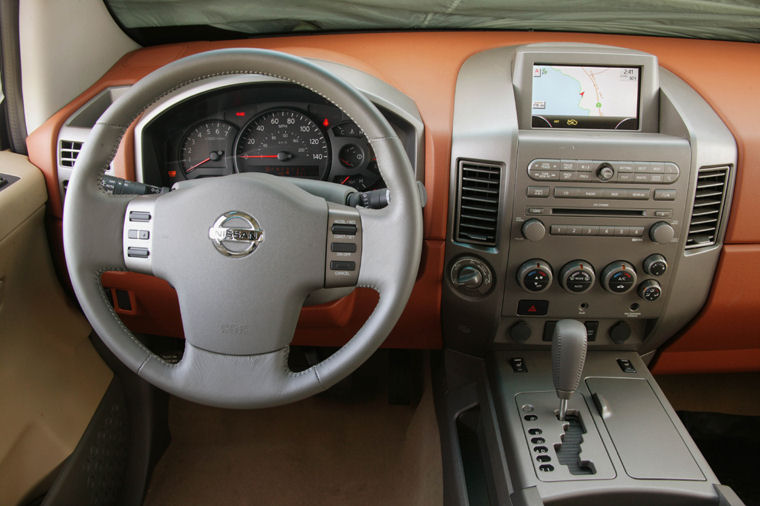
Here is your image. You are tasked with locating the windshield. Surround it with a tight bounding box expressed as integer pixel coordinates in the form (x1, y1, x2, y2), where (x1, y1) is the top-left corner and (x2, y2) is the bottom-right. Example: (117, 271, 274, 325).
(105, 0, 760, 45)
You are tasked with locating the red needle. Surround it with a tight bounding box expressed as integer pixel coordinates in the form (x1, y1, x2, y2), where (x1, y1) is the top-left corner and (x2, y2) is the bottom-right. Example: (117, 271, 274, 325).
(239, 154, 279, 159)
(185, 157, 210, 173)
(340, 176, 350, 184)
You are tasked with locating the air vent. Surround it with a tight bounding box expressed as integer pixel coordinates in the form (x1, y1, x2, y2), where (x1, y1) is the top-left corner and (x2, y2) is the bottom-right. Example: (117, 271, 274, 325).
(59, 140, 83, 167)
(685, 166, 729, 250)
(455, 160, 501, 246)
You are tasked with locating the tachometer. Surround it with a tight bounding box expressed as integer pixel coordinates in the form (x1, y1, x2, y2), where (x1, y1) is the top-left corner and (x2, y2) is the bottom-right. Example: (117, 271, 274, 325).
(234, 109, 329, 179)
(179, 120, 237, 179)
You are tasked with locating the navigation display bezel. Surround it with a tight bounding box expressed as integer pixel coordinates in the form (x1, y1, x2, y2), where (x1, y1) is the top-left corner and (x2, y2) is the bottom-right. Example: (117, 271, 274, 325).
(530, 64, 642, 130)
(512, 44, 659, 133)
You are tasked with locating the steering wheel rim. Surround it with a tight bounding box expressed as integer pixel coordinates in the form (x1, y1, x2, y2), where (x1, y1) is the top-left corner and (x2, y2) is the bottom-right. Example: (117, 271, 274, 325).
(63, 48, 422, 408)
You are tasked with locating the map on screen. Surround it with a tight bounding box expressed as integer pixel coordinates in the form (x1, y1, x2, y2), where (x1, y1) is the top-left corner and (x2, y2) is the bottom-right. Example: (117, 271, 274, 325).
(531, 65, 640, 129)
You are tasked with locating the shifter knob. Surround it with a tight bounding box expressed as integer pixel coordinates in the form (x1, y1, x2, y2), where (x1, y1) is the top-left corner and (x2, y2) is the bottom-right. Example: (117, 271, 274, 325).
(552, 319, 588, 420)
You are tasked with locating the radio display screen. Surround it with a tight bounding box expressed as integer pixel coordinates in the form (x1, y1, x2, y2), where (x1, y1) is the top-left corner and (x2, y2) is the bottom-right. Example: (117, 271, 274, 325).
(531, 65, 640, 130)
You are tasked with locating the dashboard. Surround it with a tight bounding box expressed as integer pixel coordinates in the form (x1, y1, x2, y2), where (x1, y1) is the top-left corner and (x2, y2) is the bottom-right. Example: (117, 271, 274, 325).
(26, 31, 760, 372)
(136, 82, 419, 191)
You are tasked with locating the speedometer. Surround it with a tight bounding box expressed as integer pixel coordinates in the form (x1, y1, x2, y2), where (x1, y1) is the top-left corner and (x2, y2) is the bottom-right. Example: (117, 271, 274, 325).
(234, 109, 329, 179)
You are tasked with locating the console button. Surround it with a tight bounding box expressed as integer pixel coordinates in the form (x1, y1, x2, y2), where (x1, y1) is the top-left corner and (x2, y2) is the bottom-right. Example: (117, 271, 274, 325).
(577, 161, 594, 171)
(639, 279, 663, 301)
(509, 356, 529, 372)
(527, 186, 550, 198)
(584, 321, 599, 341)
(654, 189, 677, 201)
(634, 173, 651, 183)
(617, 359, 637, 373)
(663, 173, 679, 183)
(617, 172, 634, 182)
(664, 163, 680, 174)
(526, 207, 549, 215)
(560, 160, 577, 171)
(542, 320, 557, 342)
(517, 299, 549, 316)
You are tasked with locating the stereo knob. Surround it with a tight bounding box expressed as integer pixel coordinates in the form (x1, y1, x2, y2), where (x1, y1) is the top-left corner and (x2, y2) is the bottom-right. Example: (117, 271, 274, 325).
(597, 162, 615, 181)
(643, 254, 668, 276)
(517, 259, 553, 293)
(522, 219, 546, 242)
(639, 280, 662, 301)
(601, 261, 637, 294)
(451, 257, 493, 295)
(559, 260, 596, 293)
(649, 221, 675, 244)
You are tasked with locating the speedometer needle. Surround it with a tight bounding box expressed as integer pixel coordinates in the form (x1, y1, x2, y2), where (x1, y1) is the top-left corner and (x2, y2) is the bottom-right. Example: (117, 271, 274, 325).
(239, 154, 279, 159)
(185, 157, 210, 173)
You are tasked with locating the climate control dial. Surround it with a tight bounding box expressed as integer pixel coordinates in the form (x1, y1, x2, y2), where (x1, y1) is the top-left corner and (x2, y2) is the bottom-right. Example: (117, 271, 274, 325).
(601, 261, 638, 294)
(517, 259, 553, 293)
(639, 280, 663, 301)
(559, 260, 596, 293)
(643, 254, 668, 276)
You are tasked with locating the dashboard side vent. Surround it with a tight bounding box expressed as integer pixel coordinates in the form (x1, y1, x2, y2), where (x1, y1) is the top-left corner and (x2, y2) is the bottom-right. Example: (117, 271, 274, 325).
(685, 165, 730, 250)
(455, 160, 501, 246)
(59, 140, 83, 167)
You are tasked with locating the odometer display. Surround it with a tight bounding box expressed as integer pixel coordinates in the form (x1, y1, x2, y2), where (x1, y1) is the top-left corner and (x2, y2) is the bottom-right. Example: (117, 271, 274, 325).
(234, 109, 329, 179)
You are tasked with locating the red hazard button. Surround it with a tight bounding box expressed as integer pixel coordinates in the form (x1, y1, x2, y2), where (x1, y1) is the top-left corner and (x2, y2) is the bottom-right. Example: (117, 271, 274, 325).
(517, 300, 549, 316)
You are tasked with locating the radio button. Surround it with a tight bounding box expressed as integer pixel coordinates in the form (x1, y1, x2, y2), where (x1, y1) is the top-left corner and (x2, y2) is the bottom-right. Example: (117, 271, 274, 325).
(616, 163, 635, 173)
(633, 173, 651, 182)
(618, 172, 634, 182)
(550, 224, 568, 235)
(664, 163, 680, 174)
(573, 172, 593, 181)
(654, 189, 677, 201)
(627, 189, 650, 199)
(527, 186, 550, 198)
(663, 173, 679, 183)
(581, 225, 599, 236)
(577, 161, 594, 171)
(526, 207, 548, 215)
(560, 171, 574, 181)
(654, 209, 673, 218)
(560, 160, 577, 171)
(634, 163, 651, 173)
(599, 226, 615, 236)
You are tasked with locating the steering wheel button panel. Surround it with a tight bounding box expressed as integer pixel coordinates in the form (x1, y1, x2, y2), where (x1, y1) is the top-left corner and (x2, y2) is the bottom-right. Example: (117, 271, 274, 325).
(123, 197, 156, 273)
(325, 203, 362, 288)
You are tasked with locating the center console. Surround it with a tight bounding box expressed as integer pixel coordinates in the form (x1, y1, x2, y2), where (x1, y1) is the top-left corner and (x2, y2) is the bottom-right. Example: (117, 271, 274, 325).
(438, 43, 740, 505)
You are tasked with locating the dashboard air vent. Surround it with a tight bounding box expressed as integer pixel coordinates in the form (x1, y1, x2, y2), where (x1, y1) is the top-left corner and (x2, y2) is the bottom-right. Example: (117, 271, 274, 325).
(685, 165, 729, 250)
(59, 140, 83, 167)
(455, 160, 501, 246)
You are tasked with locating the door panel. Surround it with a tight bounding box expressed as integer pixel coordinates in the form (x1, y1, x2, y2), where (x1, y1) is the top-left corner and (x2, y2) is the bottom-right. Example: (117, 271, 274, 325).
(0, 151, 111, 505)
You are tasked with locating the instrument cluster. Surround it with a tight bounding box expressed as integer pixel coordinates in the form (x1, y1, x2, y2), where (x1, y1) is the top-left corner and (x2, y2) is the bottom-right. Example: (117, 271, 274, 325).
(139, 83, 406, 191)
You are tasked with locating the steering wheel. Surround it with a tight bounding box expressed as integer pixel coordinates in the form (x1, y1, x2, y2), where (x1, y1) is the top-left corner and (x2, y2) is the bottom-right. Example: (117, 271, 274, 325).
(63, 49, 422, 408)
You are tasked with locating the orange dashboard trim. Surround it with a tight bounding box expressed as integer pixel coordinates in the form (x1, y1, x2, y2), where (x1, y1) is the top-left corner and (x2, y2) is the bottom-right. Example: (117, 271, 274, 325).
(26, 32, 760, 358)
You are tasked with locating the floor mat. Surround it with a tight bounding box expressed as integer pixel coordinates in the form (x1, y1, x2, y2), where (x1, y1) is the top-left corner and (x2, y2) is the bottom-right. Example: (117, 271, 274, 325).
(143, 355, 442, 506)
(678, 411, 760, 506)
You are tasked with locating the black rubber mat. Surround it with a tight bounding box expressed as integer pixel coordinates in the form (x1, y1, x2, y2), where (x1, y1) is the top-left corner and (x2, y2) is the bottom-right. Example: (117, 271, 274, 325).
(678, 411, 760, 506)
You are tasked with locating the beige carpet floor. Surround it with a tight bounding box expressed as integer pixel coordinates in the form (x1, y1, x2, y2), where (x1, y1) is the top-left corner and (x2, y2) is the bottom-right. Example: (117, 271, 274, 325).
(143, 356, 443, 506)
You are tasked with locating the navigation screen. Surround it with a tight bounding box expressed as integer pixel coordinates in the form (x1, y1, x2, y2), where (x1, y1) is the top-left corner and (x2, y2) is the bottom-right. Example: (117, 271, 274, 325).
(531, 65, 640, 130)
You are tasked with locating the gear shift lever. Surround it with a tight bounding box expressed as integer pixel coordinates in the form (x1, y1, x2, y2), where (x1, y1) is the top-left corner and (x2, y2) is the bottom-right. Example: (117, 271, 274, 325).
(552, 319, 588, 421)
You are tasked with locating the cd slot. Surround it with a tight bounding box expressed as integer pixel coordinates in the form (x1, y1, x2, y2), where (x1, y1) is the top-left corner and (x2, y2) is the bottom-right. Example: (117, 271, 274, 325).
(552, 208, 645, 217)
